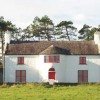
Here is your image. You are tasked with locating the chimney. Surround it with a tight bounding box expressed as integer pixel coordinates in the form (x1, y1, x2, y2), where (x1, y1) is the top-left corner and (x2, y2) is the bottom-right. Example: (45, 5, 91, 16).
(94, 31, 100, 53)
(4, 30, 11, 51)
(94, 31, 100, 45)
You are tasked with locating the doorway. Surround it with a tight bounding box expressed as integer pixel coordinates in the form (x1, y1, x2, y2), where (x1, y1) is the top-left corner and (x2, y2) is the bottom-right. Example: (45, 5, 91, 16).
(48, 68, 56, 80)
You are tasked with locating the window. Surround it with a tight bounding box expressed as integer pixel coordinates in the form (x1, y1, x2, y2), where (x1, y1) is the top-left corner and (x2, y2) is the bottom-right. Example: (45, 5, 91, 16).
(78, 70, 88, 83)
(80, 57, 86, 64)
(18, 57, 24, 64)
(44, 56, 60, 63)
(16, 70, 26, 83)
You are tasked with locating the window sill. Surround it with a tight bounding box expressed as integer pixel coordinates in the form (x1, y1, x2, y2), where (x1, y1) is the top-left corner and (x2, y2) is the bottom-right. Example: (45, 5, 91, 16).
(17, 64, 25, 65)
(79, 63, 87, 65)
(44, 62, 60, 63)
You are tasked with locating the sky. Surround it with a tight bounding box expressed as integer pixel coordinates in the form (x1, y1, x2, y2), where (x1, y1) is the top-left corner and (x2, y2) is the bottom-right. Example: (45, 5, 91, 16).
(0, 0, 100, 30)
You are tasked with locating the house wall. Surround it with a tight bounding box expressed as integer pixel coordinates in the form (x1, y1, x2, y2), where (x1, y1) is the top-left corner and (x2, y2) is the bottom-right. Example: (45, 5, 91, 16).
(65, 55, 100, 83)
(4, 55, 100, 83)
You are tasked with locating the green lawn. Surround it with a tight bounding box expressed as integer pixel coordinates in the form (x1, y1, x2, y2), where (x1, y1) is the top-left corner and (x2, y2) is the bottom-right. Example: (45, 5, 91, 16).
(0, 83, 100, 100)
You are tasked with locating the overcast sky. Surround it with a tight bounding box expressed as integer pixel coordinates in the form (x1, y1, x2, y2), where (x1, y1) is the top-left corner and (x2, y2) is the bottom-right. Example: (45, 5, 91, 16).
(0, 0, 100, 30)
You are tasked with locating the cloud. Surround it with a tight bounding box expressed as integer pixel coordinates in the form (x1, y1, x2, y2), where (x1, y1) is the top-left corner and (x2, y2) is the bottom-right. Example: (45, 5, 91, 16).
(73, 14, 86, 21)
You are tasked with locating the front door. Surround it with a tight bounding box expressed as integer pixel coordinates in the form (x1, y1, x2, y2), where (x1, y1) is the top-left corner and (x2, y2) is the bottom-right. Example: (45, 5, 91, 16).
(48, 68, 56, 80)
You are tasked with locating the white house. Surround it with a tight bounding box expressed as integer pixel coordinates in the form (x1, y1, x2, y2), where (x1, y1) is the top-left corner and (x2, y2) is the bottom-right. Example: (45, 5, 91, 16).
(3, 31, 100, 83)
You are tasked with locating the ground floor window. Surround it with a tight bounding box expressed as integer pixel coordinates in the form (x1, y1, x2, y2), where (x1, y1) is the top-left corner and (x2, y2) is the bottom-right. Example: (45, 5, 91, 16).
(78, 70, 88, 83)
(16, 70, 26, 83)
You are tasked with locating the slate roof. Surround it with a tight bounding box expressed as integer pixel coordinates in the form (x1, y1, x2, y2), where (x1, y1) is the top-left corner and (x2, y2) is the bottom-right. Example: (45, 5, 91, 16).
(5, 41, 99, 55)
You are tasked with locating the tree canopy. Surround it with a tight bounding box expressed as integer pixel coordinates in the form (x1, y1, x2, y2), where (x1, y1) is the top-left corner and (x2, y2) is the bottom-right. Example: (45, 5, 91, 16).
(24, 15, 77, 41)
(78, 24, 100, 40)
(1, 15, 100, 41)
(56, 21, 77, 41)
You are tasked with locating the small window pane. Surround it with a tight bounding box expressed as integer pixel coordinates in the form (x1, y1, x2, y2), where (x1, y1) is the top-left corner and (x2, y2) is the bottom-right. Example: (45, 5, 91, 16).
(16, 71, 20, 77)
(56, 56, 60, 63)
(22, 77, 26, 82)
(44, 56, 48, 63)
(50, 56, 54, 62)
(16, 77, 20, 82)
(22, 71, 26, 77)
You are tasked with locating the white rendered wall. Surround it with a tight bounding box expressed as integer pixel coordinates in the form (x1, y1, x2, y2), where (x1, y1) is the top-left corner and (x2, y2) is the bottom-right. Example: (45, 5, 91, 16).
(65, 55, 100, 83)
(4, 55, 100, 83)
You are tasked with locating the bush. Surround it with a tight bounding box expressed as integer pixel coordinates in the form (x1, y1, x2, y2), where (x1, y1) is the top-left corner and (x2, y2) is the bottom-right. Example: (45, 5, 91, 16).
(0, 83, 9, 88)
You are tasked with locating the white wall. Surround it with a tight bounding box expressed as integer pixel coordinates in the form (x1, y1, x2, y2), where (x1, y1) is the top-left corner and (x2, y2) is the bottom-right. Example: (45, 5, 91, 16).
(64, 55, 100, 83)
(4, 55, 100, 83)
(4, 55, 52, 82)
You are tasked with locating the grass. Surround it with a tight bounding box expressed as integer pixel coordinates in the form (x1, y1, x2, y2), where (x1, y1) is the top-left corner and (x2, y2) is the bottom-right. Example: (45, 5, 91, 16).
(0, 83, 100, 100)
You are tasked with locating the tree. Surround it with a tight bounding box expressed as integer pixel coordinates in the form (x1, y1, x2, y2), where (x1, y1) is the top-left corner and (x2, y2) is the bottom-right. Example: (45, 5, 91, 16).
(56, 21, 77, 41)
(88, 27, 97, 40)
(24, 15, 54, 41)
(78, 24, 91, 40)
(31, 16, 41, 40)
(22, 26, 32, 40)
(0, 16, 17, 57)
(23, 16, 41, 41)
(11, 27, 24, 41)
(39, 15, 54, 41)
(0, 16, 7, 58)
(78, 24, 100, 40)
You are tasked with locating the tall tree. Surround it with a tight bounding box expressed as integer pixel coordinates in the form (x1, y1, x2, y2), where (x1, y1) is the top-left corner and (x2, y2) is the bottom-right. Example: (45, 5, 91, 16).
(0, 16, 16, 58)
(78, 24, 91, 40)
(23, 17, 41, 41)
(24, 15, 54, 41)
(11, 27, 24, 41)
(57, 21, 77, 41)
(39, 15, 54, 41)
(31, 16, 41, 40)
(78, 24, 100, 40)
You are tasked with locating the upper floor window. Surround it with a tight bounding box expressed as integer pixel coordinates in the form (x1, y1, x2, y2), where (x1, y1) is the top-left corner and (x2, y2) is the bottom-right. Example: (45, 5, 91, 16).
(44, 56, 60, 63)
(18, 57, 24, 64)
(80, 57, 86, 64)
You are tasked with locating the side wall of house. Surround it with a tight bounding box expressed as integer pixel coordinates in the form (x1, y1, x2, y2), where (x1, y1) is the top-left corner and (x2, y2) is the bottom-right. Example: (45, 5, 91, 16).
(4, 55, 100, 83)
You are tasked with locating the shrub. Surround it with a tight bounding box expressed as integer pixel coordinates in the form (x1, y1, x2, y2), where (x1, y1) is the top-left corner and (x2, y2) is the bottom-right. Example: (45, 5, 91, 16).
(0, 83, 9, 88)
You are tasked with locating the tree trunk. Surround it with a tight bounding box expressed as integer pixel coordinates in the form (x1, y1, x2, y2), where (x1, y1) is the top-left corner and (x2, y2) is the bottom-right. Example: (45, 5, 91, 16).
(66, 27, 70, 41)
